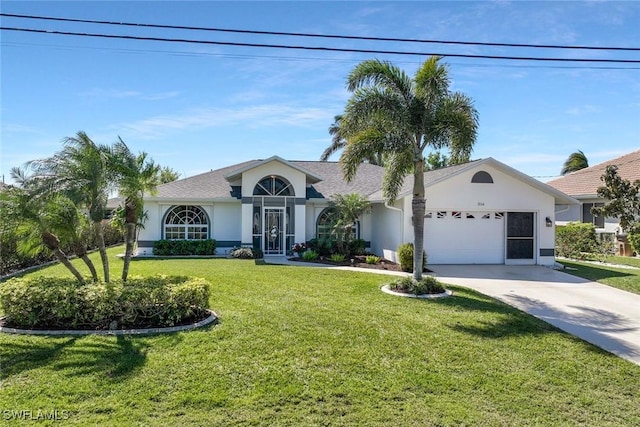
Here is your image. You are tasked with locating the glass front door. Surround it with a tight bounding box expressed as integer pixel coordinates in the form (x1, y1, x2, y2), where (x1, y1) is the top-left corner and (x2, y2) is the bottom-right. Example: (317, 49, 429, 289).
(264, 208, 285, 255)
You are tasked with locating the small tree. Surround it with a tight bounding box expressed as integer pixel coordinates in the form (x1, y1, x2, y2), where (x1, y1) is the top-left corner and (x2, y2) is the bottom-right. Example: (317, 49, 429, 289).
(328, 193, 371, 255)
(592, 165, 640, 253)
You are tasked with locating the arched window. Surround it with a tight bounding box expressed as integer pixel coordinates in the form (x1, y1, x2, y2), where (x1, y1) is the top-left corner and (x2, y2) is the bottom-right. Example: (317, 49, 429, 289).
(164, 205, 209, 240)
(471, 171, 494, 183)
(253, 176, 293, 196)
(316, 208, 359, 240)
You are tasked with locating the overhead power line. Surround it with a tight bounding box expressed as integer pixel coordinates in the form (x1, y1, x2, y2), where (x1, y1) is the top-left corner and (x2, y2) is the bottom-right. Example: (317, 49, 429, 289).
(2, 12, 639, 52)
(2, 26, 640, 64)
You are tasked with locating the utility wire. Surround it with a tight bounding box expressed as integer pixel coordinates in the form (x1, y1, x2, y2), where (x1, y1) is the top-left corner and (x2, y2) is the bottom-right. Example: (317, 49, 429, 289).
(2, 12, 639, 52)
(4, 39, 639, 69)
(2, 26, 640, 64)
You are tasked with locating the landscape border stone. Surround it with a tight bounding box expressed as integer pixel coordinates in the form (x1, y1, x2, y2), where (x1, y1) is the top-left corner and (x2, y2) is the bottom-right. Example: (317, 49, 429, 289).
(0, 310, 218, 336)
(381, 284, 453, 299)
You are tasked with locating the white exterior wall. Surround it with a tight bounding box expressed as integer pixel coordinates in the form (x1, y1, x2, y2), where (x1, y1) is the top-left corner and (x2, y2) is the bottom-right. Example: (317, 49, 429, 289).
(370, 202, 404, 262)
(137, 201, 217, 255)
(240, 162, 307, 198)
(391, 165, 557, 265)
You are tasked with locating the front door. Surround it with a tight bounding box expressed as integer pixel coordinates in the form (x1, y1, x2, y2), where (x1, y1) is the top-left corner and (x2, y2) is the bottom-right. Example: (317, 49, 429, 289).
(264, 208, 285, 255)
(506, 212, 535, 264)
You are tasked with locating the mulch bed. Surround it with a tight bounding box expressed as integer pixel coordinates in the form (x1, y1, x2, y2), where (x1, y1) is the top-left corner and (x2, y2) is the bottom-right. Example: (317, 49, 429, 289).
(288, 255, 432, 272)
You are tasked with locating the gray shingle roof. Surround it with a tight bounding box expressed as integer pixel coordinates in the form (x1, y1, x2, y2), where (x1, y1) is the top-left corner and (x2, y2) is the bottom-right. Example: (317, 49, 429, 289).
(151, 159, 386, 200)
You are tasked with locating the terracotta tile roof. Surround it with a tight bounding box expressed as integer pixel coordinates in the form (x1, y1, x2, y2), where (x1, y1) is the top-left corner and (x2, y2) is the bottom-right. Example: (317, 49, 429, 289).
(546, 150, 640, 197)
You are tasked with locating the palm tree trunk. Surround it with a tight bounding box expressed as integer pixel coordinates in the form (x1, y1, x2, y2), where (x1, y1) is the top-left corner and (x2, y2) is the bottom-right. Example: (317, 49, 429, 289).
(42, 232, 86, 285)
(79, 251, 99, 282)
(412, 157, 426, 281)
(94, 221, 110, 283)
(121, 221, 136, 281)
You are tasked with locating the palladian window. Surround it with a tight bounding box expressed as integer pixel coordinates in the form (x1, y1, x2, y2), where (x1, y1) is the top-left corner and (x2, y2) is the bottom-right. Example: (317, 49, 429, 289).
(164, 205, 209, 240)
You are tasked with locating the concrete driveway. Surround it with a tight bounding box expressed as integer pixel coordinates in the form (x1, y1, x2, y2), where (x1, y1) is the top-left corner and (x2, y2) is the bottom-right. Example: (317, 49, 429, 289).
(431, 265, 640, 366)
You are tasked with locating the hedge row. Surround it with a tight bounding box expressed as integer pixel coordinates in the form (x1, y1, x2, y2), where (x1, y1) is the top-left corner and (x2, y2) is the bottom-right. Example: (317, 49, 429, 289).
(152, 239, 216, 256)
(0, 275, 210, 330)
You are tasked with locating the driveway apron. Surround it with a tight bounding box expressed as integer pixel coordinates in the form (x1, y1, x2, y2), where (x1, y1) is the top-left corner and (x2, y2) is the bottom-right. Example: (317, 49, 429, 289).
(431, 265, 640, 366)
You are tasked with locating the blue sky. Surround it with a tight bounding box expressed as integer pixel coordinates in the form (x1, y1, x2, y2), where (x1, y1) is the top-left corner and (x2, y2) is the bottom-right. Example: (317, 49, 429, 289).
(1, 1, 639, 185)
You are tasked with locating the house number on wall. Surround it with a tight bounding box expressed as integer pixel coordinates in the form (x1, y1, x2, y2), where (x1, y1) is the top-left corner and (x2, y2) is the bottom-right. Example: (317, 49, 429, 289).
(478, 202, 485, 206)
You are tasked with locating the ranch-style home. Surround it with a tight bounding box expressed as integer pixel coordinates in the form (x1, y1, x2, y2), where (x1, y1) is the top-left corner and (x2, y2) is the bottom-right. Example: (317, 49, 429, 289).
(137, 155, 577, 265)
(546, 149, 640, 256)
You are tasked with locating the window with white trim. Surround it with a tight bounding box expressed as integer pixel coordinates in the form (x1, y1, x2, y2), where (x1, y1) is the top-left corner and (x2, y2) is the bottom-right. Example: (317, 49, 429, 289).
(164, 205, 209, 240)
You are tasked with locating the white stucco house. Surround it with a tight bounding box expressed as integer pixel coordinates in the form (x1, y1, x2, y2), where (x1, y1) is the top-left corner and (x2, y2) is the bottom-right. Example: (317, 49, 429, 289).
(137, 155, 577, 265)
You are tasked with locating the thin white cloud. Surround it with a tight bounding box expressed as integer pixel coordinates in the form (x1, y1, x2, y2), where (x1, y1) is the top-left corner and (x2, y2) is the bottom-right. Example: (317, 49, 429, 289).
(113, 104, 335, 140)
(79, 88, 181, 101)
(565, 105, 602, 115)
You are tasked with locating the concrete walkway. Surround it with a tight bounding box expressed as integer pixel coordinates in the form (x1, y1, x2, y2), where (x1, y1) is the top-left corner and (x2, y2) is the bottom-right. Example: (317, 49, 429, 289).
(431, 265, 640, 366)
(268, 257, 640, 365)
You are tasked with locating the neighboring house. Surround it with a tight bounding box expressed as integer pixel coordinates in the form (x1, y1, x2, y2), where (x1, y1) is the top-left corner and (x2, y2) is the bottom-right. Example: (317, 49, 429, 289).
(547, 149, 640, 235)
(138, 155, 576, 266)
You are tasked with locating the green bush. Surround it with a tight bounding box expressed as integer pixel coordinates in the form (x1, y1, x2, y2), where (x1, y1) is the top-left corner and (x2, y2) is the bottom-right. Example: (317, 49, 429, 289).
(628, 227, 640, 256)
(397, 243, 427, 272)
(152, 239, 216, 256)
(0, 275, 211, 329)
(349, 239, 366, 256)
(555, 222, 597, 259)
(389, 276, 445, 295)
(366, 255, 381, 264)
(307, 238, 335, 257)
(302, 250, 319, 261)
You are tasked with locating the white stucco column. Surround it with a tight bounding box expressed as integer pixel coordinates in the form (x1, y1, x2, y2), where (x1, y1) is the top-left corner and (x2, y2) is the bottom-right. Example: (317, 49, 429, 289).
(241, 202, 253, 246)
(295, 204, 306, 244)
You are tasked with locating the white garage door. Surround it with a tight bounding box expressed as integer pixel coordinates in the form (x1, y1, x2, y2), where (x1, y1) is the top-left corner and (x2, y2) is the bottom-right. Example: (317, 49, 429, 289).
(424, 211, 505, 264)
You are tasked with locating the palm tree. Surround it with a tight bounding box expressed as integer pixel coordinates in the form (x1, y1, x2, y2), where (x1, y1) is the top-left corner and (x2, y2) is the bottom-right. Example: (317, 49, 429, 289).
(337, 57, 478, 280)
(1, 185, 87, 284)
(321, 115, 385, 166)
(561, 150, 589, 175)
(32, 132, 114, 282)
(328, 193, 371, 254)
(111, 137, 160, 281)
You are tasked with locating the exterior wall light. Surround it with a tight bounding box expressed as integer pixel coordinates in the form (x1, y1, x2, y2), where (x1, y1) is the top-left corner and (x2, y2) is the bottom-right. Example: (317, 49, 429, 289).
(545, 216, 553, 227)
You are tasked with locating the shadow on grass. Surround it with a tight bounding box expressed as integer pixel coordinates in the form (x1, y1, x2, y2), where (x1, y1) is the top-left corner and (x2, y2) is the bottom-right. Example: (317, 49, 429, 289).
(438, 288, 640, 361)
(0, 337, 77, 380)
(0, 333, 177, 381)
(431, 288, 559, 338)
(560, 261, 635, 282)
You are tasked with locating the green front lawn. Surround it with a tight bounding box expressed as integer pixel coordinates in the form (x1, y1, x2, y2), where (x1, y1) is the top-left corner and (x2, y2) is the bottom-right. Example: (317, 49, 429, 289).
(559, 258, 640, 295)
(1, 247, 639, 426)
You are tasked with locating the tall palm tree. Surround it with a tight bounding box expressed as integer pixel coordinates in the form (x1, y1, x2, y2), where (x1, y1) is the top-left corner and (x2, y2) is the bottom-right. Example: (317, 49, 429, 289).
(32, 132, 114, 282)
(337, 57, 478, 280)
(111, 137, 160, 281)
(561, 150, 589, 175)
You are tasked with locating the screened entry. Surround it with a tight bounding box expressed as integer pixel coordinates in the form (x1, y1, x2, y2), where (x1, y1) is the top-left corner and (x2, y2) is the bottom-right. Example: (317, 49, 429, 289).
(251, 176, 296, 255)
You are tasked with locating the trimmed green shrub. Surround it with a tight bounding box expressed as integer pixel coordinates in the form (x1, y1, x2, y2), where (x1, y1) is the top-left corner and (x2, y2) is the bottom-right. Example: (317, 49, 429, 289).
(0, 275, 210, 329)
(555, 222, 597, 259)
(349, 239, 367, 256)
(397, 243, 427, 272)
(307, 238, 335, 257)
(389, 276, 445, 295)
(153, 239, 216, 256)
